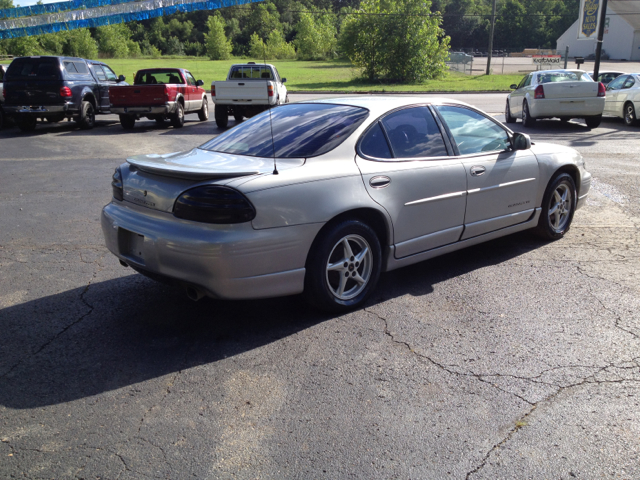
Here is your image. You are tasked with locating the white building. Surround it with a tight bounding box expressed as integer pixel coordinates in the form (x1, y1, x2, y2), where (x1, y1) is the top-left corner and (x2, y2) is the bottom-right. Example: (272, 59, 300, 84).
(556, 0, 640, 61)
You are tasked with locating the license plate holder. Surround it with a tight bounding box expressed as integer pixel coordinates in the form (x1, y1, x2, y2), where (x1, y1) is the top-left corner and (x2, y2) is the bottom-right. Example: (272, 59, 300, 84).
(118, 228, 145, 264)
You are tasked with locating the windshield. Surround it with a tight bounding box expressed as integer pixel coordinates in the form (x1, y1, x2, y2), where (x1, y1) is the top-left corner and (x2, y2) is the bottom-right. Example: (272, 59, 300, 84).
(5, 58, 61, 81)
(538, 72, 592, 83)
(201, 103, 369, 158)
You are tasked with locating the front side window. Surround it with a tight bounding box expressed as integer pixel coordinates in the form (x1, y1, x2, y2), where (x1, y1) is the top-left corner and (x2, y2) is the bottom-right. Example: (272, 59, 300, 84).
(102, 65, 117, 82)
(516, 76, 527, 89)
(437, 106, 510, 155)
(201, 103, 368, 158)
(92, 65, 107, 82)
(607, 75, 627, 91)
(623, 77, 635, 89)
(380, 107, 448, 158)
(186, 72, 196, 86)
(524, 74, 533, 87)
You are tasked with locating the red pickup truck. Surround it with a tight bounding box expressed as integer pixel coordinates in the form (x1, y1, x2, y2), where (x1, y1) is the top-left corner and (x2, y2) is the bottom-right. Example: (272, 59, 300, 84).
(109, 68, 208, 129)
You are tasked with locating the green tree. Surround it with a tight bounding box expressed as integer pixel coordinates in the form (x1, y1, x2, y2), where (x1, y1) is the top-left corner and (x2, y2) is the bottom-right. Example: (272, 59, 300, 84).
(64, 28, 99, 58)
(294, 10, 337, 60)
(249, 31, 295, 59)
(1, 36, 43, 56)
(205, 13, 233, 60)
(0, 0, 13, 8)
(95, 24, 132, 58)
(339, 0, 450, 82)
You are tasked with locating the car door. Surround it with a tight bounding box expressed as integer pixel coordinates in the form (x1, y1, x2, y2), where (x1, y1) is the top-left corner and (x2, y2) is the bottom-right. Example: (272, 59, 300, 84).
(510, 74, 531, 117)
(604, 75, 627, 116)
(90, 63, 118, 112)
(184, 71, 198, 112)
(273, 67, 287, 103)
(355, 106, 467, 259)
(617, 75, 637, 116)
(435, 105, 540, 239)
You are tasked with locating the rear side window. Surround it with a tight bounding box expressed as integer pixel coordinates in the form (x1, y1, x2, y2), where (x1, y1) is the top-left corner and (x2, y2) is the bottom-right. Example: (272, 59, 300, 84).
(201, 103, 369, 158)
(64, 61, 88, 75)
(360, 123, 392, 159)
(5, 58, 61, 80)
(380, 107, 448, 158)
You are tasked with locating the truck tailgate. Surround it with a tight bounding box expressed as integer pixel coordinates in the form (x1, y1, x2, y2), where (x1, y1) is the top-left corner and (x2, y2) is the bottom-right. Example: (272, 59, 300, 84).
(214, 81, 269, 102)
(110, 85, 169, 106)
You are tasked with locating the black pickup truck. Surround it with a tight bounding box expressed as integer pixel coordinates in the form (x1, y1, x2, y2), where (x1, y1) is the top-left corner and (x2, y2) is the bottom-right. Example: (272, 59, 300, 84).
(2, 56, 126, 132)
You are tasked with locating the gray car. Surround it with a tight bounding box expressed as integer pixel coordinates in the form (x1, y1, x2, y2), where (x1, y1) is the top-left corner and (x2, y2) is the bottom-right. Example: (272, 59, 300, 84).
(102, 97, 591, 311)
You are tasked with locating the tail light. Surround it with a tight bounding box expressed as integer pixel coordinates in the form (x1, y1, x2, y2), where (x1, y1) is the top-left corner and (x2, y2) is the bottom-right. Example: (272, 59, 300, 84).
(211, 85, 216, 97)
(267, 85, 274, 97)
(534, 85, 545, 99)
(112, 167, 124, 201)
(60, 86, 72, 98)
(173, 186, 256, 224)
(597, 82, 606, 97)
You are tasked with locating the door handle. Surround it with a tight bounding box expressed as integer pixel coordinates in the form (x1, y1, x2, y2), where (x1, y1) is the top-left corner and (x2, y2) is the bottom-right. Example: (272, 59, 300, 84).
(470, 166, 486, 176)
(369, 176, 391, 188)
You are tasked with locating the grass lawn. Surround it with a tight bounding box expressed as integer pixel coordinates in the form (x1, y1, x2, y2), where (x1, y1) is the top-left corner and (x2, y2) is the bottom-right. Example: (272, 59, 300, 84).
(106, 57, 523, 92)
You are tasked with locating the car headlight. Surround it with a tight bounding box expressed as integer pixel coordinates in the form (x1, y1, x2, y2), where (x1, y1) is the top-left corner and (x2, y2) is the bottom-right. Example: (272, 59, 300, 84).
(173, 185, 256, 224)
(112, 167, 124, 201)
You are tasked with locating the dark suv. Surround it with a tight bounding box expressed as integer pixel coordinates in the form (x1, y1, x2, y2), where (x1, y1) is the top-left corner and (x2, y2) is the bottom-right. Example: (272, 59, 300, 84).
(2, 56, 126, 132)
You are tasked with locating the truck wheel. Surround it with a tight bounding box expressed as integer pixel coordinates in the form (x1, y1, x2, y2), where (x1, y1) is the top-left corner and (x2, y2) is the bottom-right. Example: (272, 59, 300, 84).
(171, 102, 185, 128)
(198, 97, 209, 121)
(78, 100, 95, 130)
(0, 108, 3, 129)
(18, 115, 37, 132)
(284, 95, 290, 103)
(214, 104, 228, 129)
(233, 113, 243, 123)
(119, 115, 135, 130)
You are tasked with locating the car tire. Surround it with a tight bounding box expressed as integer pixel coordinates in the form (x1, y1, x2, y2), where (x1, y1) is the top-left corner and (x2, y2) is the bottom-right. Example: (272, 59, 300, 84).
(155, 117, 168, 127)
(585, 114, 602, 129)
(522, 100, 536, 127)
(304, 220, 381, 313)
(285, 95, 290, 104)
(505, 100, 516, 123)
(119, 115, 135, 130)
(623, 102, 636, 126)
(0, 108, 3, 129)
(233, 113, 243, 123)
(198, 97, 209, 121)
(18, 115, 37, 132)
(171, 102, 185, 128)
(534, 173, 577, 240)
(214, 104, 228, 129)
(78, 100, 95, 130)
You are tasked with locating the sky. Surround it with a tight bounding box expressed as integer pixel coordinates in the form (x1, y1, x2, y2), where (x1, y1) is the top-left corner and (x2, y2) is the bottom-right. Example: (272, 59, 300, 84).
(14, 0, 61, 7)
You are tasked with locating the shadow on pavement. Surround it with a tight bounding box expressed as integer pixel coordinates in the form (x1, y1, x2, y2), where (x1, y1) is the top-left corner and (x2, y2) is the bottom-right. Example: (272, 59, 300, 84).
(0, 230, 547, 409)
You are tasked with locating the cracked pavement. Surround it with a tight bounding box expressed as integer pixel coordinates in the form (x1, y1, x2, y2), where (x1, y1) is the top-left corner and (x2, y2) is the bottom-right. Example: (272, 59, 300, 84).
(1, 94, 639, 479)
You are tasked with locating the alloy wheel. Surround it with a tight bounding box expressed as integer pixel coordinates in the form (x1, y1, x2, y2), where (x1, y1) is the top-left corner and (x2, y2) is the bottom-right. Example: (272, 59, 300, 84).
(325, 234, 373, 301)
(625, 103, 635, 125)
(548, 183, 572, 233)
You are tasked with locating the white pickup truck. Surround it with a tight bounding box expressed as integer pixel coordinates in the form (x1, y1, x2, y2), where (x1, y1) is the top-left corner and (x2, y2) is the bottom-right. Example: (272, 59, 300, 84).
(211, 62, 288, 128)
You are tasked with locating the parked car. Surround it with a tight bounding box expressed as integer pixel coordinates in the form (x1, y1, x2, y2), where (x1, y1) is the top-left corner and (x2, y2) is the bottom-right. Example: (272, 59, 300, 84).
(587, 70, 626, 85)
(102, 97, 591, 312)
(505, 69, 605, 128)
(211, 62, 288, 129)
(109, 68, 208, 129)
(0, 63, 9, 128)
(2, 56, 126, 131)
(602, 73, 640, 125)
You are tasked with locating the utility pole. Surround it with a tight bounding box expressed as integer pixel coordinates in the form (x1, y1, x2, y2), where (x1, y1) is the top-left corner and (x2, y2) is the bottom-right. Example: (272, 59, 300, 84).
(486, 0, 497, 75)
(564, 45, 569, 69)
(592, 0, 609, 80)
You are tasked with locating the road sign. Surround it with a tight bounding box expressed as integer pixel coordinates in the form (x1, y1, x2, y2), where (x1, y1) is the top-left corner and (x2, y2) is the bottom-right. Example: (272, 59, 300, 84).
(532, 55, 562, 64)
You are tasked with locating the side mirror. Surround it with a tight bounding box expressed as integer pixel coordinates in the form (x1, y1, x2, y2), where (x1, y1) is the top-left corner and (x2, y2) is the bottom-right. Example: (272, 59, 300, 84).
(282, 78, 287, 83)
(510, 84, 518, 90)
(117, 75, 126, 83)
(196, 79, 204, 87)
(512, 132, 531, 151)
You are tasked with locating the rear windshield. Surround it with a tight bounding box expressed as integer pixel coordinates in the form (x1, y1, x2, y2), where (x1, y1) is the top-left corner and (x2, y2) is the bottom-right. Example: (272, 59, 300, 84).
(135, 70, 184, 85)
(200, 103, 369, 158)
(229, 65, 273, 80)
(5, 58, 61, 80)
(538, 72, 592, 83)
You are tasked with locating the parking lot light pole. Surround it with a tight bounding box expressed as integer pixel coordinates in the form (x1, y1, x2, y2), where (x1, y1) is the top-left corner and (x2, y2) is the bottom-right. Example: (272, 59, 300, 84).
(593, 0, 609, 81)
(486, 0, 497, 75)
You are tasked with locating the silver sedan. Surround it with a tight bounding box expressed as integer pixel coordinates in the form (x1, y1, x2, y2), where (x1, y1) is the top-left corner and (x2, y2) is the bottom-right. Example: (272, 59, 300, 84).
(102, 97, 591, 311)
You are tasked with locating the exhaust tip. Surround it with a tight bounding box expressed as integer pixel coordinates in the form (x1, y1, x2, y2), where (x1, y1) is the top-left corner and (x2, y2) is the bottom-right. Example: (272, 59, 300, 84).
(186, 286, 205, 301)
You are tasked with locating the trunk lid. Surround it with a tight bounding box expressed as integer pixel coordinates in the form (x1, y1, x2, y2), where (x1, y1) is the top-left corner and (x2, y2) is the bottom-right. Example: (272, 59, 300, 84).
(123, 148, 304, 212)
(541, 81, 599, 99)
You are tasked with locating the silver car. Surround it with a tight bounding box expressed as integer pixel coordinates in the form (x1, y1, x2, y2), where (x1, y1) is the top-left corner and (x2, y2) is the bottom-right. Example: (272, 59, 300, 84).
(102, 97, 591, 311)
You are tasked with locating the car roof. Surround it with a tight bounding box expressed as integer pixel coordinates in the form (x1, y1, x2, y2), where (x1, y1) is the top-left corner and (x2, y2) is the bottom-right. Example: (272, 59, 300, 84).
(302, 96, 472, 117)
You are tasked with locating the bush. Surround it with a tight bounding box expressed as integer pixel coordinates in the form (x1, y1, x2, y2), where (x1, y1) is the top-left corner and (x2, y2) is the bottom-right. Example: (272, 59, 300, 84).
(294, 11, 337, 60)
(249, 31, 296, 60)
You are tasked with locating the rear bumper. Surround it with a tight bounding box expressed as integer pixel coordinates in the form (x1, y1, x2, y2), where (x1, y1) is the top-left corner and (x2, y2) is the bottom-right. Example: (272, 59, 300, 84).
(529, 97, 605, 118)
(101, 200, 322, 300)
(3, 104, 70, 114)
(111, 102, 176, 116)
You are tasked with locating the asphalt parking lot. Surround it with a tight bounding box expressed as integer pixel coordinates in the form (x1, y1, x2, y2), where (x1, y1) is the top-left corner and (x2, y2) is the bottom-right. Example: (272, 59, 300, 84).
(1, 94, 639, 479)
